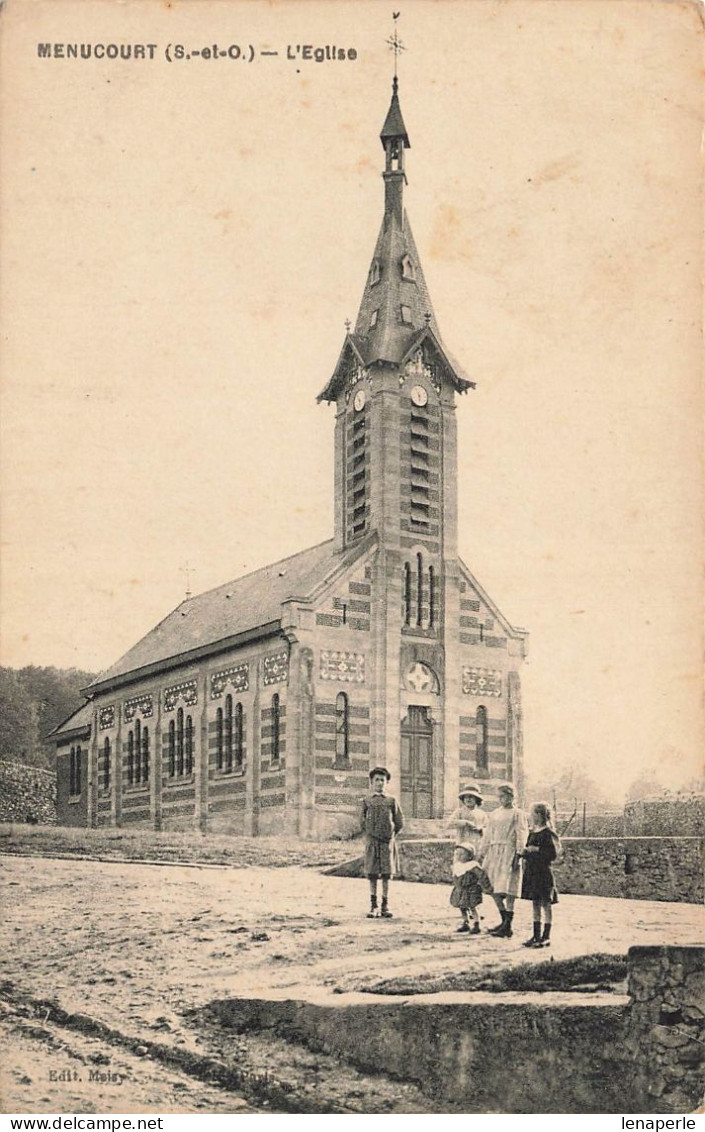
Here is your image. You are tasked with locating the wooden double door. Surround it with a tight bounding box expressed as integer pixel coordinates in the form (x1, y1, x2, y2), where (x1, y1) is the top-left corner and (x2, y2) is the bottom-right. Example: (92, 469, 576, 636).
(400, 706, 433, 818)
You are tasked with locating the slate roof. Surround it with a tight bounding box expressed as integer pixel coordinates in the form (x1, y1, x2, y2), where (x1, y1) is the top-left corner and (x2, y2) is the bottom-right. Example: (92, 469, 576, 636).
(84, 538, 355, 694)
(380, 77, 410, 148)
(48, 699, 93, 740)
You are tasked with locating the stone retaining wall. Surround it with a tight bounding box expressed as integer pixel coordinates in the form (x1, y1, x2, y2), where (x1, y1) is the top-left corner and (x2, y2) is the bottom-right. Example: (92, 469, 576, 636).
(210, 946, 705, 1113)
(626, 946, 704, 1113)
(210, 992, 629, 1113)
(558, 837, 704, 904)
(0, 760, 56, 825)
(331, 836, 704, 904)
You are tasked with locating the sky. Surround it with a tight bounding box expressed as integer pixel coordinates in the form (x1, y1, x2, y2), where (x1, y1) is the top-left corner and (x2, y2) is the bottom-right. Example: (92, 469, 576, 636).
(1, 0, 702, 799)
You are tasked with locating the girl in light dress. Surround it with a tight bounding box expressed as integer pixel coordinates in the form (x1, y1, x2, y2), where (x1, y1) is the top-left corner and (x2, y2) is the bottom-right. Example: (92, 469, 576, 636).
(482, 782, 529, 939)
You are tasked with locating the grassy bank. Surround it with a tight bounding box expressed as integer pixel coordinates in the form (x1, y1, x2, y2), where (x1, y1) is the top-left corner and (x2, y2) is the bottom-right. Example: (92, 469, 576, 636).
(350, 953, 628, 996)
(0, 822, 360, 870)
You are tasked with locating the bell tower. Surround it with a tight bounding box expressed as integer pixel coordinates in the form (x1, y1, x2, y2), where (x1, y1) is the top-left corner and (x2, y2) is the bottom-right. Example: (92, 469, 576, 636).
(318, 72, 476, 815)
(318, 77, 474, 559)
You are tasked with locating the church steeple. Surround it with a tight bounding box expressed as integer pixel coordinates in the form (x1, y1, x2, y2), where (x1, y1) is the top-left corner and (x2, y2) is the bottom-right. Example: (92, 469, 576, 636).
(319, 60, 474, 556)
(380, 76, 410, 225)
(319, 76, 473, 402)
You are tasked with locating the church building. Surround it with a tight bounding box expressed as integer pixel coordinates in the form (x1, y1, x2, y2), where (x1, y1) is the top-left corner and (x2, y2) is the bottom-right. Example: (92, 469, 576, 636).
(52, 77, 528, 838)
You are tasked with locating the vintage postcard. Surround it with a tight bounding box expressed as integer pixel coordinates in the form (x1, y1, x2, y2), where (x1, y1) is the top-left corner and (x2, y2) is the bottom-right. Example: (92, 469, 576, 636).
(1, 0, 702, 1118)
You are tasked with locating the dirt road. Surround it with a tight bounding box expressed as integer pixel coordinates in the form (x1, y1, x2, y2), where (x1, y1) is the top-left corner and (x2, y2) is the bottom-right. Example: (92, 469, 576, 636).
(2, 853, 701, 1113)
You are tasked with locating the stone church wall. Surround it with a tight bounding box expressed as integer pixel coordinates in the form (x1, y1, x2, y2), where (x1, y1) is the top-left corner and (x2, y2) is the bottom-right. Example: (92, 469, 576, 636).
(56, 747, 88, 827)
(305, 557, 375, 839)
(81, 637, 294, 836)
(0, 759, 56, 825)
(310, 648, 372, 838)
(455, 579, 520, 800)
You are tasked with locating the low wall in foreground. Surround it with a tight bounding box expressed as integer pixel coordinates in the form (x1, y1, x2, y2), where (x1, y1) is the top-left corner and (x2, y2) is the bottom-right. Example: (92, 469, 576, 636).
(626, 945, 705, 1113)
(209, 946, 704, 1113)
(213, 993, 628, 1113)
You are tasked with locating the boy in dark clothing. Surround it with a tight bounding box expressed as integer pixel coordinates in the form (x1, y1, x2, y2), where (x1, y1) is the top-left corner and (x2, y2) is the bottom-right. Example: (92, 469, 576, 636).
(360, 766, 404, 918)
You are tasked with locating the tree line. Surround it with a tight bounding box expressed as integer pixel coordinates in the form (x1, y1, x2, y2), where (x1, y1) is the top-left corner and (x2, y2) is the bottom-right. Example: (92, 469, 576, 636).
(0, 666, 96, 769)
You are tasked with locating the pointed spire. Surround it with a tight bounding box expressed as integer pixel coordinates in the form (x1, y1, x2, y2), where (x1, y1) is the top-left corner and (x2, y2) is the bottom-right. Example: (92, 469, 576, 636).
(380, 76, 410, 150)
(317, 37, 474, 403)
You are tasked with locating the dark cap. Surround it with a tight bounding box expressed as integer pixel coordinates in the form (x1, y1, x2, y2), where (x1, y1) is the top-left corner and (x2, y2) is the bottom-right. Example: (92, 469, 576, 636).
(369, 766, 391, 781)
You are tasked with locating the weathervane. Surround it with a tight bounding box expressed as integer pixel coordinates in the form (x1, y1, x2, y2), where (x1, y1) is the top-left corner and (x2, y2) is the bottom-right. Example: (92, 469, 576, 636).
(386, 12, 405, 79)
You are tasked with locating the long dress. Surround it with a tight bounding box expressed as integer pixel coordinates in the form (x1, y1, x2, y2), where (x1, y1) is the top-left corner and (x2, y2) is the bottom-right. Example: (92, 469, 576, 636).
(446, 806, 487, 855)
(481, 804, 529, 897)
(520, 827, 558, 901)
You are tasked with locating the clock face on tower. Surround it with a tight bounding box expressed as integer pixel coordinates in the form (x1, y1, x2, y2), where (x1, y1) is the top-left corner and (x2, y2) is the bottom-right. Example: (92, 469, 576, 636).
(353, 388, 367, 412)
(410, 385, 428, 407)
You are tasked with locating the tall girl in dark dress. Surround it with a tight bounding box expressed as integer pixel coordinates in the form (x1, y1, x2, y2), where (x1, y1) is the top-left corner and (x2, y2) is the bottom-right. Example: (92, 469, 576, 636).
(518, 802, 560, 948)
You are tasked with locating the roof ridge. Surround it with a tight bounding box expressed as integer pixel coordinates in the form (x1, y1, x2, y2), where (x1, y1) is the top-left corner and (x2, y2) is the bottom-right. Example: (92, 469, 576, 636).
(85, 538, 341, 691)
(176, 537, 337, 606)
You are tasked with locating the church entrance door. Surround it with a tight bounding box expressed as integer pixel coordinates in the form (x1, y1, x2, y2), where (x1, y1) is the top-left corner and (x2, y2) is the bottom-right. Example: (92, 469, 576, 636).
(400, 706, 433, 818)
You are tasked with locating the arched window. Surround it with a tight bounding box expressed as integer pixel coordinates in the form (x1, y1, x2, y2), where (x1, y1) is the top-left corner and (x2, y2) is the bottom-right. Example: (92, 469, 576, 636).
(69, 745, 82, 796)
(141, 726, 150, 784)
(234, 702, 244, 768)
(476, 706, 488, 773)
(185, 714, 193, 775)
(134, 719, 142, 785)
(216, 706, 224, 771)
(416, 552, 424, 627)
(403, 562, 412, 626)
(225, 694, 233, 773)
(168, 720, 176, 778)
(127, 731, 134, 786)
(177, 708, 184, 776)
(429, 565, 436, 629)
(335, 692, 350, 767)
(271, 693, 280, 764)
(103, 737, 111, 793)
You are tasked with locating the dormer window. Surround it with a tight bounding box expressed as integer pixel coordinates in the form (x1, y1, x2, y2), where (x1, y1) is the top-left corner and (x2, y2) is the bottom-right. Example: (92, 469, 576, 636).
(401, 254, 415, 282)
(400, 304, 413, 325)
(369, 309, 379, 329)
(369, 260, 382, 286)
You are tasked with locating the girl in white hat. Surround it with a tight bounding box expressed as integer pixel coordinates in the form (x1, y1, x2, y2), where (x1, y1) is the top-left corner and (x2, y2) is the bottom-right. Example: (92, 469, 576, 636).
(447, 783, 487, 857)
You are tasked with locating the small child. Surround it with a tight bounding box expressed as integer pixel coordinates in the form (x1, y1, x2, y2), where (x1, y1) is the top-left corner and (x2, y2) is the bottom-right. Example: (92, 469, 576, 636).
(450, 846, 493, 934)
(518, 801, 560, 948)
(360, 766, 404, 918)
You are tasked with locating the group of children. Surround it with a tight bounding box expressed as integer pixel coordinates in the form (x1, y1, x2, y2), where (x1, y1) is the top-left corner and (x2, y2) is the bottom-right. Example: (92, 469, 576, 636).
(360, 768, 560, 948)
